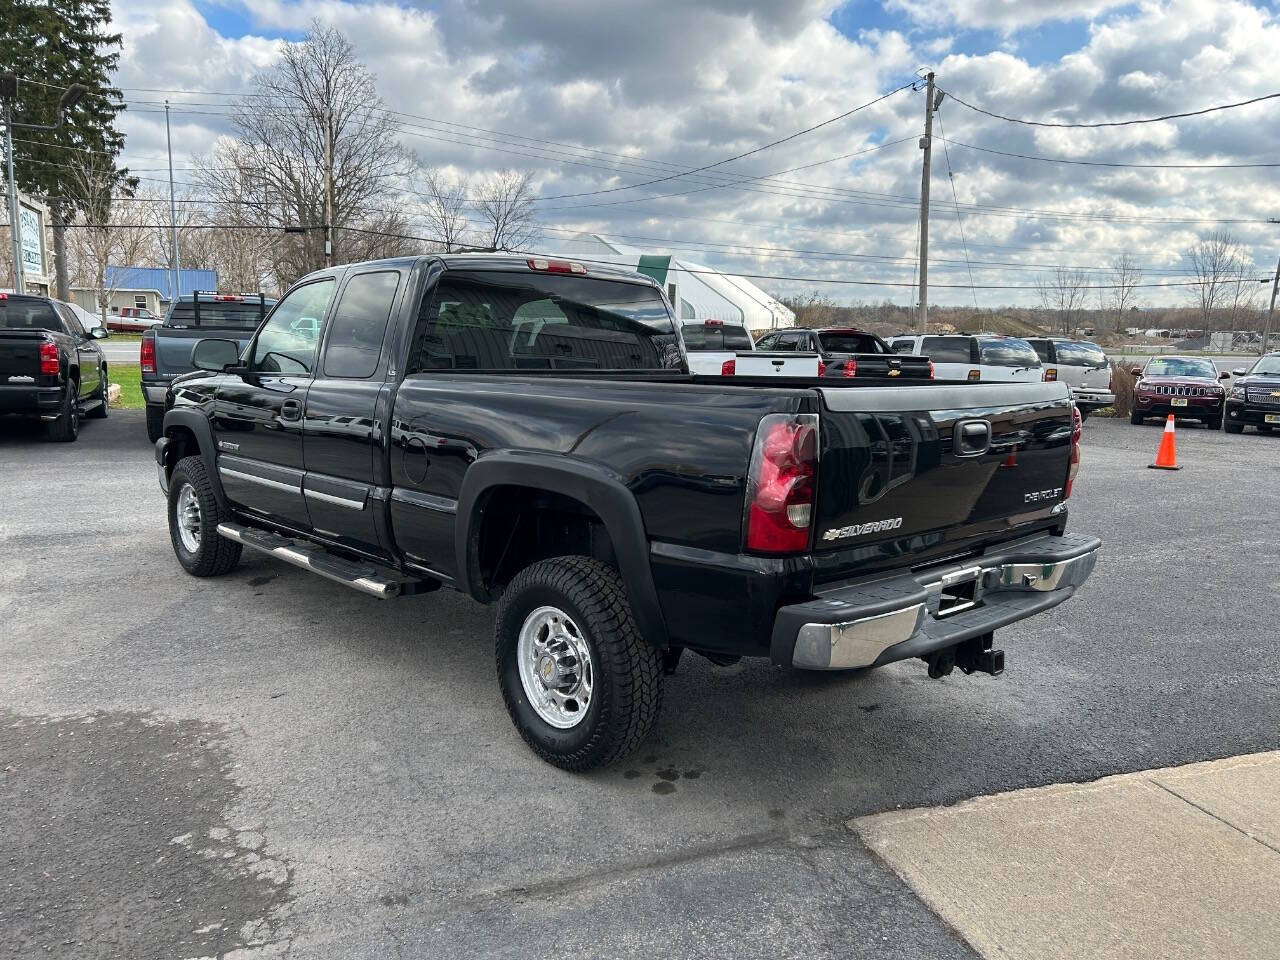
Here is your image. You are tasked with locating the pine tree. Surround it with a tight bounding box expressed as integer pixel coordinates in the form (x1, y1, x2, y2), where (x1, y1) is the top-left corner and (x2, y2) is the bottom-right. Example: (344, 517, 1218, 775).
(1, 0, 132, 296)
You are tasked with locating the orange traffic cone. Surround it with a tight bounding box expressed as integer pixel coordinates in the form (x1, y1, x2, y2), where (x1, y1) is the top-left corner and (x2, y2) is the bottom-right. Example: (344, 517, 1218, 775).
(1148, 414, 1181, 471)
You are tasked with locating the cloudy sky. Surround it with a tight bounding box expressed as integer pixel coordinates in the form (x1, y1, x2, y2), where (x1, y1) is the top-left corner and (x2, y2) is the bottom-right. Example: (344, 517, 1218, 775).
(107, 0, 1280, 306)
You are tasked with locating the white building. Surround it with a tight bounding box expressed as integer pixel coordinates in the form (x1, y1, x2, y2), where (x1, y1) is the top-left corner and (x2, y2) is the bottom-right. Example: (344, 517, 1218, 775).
(546, 233, 795, 334)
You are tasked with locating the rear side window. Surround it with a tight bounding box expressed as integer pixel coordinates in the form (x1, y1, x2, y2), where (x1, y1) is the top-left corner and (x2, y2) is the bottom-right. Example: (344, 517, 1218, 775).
(0, 297, 64, 332)
(681, 322, 753, 351)
(1054, 342, 1107, 367)
(889, 339, 916, 354)
(407, 271, 679, 373)
(979, 338, 1041, 368)
(322, 271, 400, 379)
(921, 336, 972, 363)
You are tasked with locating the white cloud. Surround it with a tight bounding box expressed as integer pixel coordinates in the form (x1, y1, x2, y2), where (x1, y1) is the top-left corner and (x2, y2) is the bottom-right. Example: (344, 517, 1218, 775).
(886, 0, 1130, 33)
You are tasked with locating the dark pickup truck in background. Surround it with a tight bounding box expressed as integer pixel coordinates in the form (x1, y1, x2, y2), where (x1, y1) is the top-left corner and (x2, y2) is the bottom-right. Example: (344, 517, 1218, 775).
(153, 254, 1099, 769)
(755, 326, 934, 379)
(141, 292, 275, 441)
(0, 293, 110, 441)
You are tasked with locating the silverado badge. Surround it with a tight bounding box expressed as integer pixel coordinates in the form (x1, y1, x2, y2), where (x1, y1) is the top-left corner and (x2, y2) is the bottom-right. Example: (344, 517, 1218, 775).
(822, 517, 904, 541)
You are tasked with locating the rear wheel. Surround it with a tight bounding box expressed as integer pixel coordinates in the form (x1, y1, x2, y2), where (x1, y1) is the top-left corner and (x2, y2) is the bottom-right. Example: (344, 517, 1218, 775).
(495, 556, 662, 771)
(168, 456, 242, 577)
(1225, 420, 1245, 434)
(145, 404, 164, 443)
(87, 364, 109, 419)
(45, 383, 80, 442)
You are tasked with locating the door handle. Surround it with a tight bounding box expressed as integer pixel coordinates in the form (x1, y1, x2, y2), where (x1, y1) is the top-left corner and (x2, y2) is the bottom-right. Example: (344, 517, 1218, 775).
(280, 399, 302, 422)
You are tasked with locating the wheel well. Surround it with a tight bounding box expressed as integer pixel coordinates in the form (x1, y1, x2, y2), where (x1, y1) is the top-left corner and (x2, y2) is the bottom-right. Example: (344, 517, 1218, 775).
(163, 425, 201, 475)
(473, 486, 618, 598)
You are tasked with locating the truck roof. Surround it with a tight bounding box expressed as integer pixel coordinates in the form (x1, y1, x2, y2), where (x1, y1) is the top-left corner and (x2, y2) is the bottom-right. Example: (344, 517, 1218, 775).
(294, 254, 664, 290)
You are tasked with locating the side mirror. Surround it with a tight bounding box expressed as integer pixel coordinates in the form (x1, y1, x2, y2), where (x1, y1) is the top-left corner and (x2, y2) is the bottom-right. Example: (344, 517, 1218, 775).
(1219, 370, 1231, 380)
(89, 326, 109, 339)
(1232, 368, 1247, 377)
(1129, 365, 1144, 377)
(191, 338, 242, 372)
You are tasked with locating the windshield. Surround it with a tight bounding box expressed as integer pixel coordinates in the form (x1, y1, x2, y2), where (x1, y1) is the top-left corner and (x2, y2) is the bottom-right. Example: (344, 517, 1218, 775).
(1248, 356, 1280, 376)
(408, 271, 679, 372)
(0, 297, 63, 332)
(681, 322, 753, 351)
(1145, 357, 1219, 378)
(817, 332, 885, 354)
(167, 299, 272, 328)
(979, 338, 1040, 368)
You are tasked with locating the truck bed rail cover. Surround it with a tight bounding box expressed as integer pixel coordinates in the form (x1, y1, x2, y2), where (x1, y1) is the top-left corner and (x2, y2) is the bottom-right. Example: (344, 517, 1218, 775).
(818, 381, 1070, 412)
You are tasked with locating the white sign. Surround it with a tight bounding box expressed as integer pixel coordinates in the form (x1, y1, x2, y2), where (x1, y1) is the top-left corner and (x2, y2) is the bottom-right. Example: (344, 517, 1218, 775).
(19, 204, 43, 277)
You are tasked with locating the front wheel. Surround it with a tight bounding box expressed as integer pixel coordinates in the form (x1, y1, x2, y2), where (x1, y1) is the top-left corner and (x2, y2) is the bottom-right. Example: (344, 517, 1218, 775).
(1129, 409, 1144, 425)
(167, 456, 242, 577)
(495, 556, 662, 771)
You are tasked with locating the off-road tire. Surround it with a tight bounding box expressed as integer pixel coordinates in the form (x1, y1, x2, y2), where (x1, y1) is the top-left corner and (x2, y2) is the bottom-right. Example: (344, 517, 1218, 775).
(1129, 409, 1144, 425)
(45, 382, 80, 442)
(88, 364, 109, 418)
(1225, 420, 1245, 434)
(496, 556, 662, 771)
(1206, 417, 1222, 431)
(145, 404, 164, 443)
(168, 456, 242, 577)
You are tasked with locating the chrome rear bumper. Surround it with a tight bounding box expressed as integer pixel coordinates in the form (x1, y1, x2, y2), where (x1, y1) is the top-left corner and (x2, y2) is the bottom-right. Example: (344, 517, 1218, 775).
(774, 533, 1100, 670)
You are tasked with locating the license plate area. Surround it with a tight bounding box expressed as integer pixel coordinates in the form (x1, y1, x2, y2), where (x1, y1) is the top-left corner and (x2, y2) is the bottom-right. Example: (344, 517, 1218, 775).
(1171, 397, 1188, 407)
(1266, 414, 1280, 424)
(936, 567, 982, 618)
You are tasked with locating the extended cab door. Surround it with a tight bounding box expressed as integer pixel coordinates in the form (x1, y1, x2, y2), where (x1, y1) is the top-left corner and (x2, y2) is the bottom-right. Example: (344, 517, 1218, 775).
(213, 279, 336, 529)
(302, 269, 403, 557)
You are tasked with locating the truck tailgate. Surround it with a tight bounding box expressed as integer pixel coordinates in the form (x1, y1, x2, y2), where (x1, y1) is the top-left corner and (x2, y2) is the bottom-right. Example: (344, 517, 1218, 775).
(735, 351, 820, 377)
(813, 381, 1074, 561)
(0, 330, 48, 380)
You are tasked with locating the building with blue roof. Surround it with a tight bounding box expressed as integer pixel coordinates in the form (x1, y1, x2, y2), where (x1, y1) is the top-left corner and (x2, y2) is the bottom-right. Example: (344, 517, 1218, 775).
(71, 266, 219, 319)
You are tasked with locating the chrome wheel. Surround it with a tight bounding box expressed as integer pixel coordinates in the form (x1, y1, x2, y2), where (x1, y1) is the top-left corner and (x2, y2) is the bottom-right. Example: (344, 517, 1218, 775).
(175, 482, 202, 554)
(517, 605, 594, 729)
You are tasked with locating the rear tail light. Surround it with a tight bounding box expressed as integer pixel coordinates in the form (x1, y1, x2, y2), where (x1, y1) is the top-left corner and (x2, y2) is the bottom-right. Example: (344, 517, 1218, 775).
(140, 331, 156, 374)
(39, 341, 59, 376)
(212, 294, 245, 302)
(967, 369, 981, 381)
(928, 361, 935, 379)
(1064, 405, 1083, 499)
(526, 257, 587, 275)
(841, 359, 857, 378)
(1044, 367, 1057, 382)
(720, 359, 736, 376)
(744, 414, 819, 554)
(817, 360, 827, 377)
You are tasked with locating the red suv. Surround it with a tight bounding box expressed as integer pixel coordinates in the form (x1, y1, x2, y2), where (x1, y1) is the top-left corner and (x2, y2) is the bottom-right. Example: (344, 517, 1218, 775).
(1130, 355, 1229, 429)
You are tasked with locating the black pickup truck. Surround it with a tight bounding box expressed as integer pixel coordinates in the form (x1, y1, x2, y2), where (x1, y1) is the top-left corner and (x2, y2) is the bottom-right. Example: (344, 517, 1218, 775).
(0, 293, 110, 441)
(755, 326, 934, 379)
(141, 292, 275, 441)
(153, 254, 1099, 769)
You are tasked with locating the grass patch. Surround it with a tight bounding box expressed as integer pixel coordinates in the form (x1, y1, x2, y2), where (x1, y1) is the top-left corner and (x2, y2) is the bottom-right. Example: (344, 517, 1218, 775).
(107, 332, 144, 342)
(109, 363, 145, 410)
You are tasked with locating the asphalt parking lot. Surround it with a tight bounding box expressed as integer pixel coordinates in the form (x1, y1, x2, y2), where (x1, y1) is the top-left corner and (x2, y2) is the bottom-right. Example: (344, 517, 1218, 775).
(2, 411, 1278, 960)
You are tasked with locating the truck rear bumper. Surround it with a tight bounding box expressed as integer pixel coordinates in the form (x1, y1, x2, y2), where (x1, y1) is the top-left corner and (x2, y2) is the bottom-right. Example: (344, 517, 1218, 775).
(0, 384, 64, 417)
(770, 532, 1100, 670)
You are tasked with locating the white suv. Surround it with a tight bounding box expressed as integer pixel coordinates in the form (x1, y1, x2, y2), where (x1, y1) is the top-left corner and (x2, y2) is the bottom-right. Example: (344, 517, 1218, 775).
(1024, 338, 1115, 419)
(887, 334, 1043, 383)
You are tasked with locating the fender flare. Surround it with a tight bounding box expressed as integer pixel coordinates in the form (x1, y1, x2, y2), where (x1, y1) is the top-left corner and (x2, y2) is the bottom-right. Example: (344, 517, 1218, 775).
(160, 407, 228, 511)
(455, 450, 669, 649)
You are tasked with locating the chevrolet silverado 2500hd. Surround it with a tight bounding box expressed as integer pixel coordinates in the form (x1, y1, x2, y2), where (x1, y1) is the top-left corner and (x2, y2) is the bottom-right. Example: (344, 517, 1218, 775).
(153, 254, 1099, 769)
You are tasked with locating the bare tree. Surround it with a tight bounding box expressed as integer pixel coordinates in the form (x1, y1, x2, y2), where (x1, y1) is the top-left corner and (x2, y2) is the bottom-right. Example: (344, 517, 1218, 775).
(779, 291, 841, 328)
(474, 170, 540, 251)
(197, 22, 415, 287)
(415, 166, 471, 252)
(1036, 267, 1091, 336)
(1103, 254, 1143, 332)
(66, 155, 151, 324)
(1185, 230, 1252, 332)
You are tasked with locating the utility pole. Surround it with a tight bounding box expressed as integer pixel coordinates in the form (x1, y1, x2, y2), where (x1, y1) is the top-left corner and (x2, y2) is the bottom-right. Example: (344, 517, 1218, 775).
(3, 96, 22, 294)
(917, 72, 939, 334)
(323, 104, 334, 269)
(1263, 254, 1280, 354)
(164, 101, 181, 303)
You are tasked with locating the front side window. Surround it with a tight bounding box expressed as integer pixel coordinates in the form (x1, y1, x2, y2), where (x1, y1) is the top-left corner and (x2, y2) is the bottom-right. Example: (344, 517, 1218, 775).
(978, 338, 1040, 368)
(252, 280, 336, 375)
(407, 271, 678, 373)
(322, 271, 400, 379)
(756, 334, 777, 350)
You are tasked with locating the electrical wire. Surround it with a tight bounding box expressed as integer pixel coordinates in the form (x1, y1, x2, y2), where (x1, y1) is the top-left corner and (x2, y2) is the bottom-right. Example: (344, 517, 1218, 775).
(938, 88, 1280, 128)
(937, 137, 1280, 169)
(935, 115, 980, 310)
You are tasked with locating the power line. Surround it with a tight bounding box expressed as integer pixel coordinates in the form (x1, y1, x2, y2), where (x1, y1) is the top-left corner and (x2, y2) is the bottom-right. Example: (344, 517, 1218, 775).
(936, 115, 979, 310)
(938, 137, 1280, 169)
(938, 88, 1280, 128)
